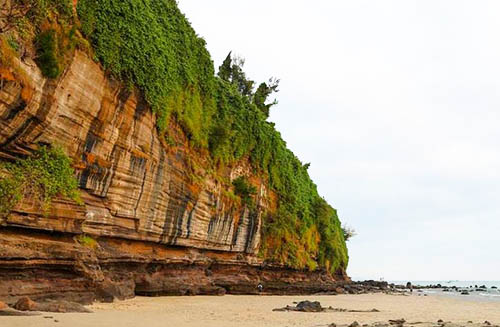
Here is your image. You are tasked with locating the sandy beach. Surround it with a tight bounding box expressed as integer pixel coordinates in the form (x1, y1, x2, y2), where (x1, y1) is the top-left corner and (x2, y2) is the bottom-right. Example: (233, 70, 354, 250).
(1, 293, 500, 327)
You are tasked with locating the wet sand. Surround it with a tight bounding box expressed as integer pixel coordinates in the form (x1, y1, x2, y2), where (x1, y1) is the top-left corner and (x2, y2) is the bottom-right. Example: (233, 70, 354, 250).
(1, 293, 500, 327)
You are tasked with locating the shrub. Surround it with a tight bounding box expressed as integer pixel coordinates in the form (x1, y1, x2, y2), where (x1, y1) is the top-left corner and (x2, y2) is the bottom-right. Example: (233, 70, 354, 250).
(232, 176, 257, 207)
(0, 145, 81, 217)
(0, 171, 23, 218)
(35, 29, 61, 78)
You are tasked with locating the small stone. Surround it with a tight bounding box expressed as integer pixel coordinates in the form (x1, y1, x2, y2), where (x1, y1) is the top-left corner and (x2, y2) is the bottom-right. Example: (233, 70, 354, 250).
(484, 322, 491, 326)
(389, 319, 406, 324)
(329, 324, 337, 327)
(350, 321, 361, 327)
(272, 308, 287, 312)
(438, 320, 444, 323)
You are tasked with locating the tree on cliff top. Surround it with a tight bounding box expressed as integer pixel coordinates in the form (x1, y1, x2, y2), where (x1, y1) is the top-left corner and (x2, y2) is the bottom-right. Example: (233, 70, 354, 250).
(253, 77, 280, 118)
(218, 51, 279, 118)
(342, 225, 357, 241)
(218, 52, 254, 97)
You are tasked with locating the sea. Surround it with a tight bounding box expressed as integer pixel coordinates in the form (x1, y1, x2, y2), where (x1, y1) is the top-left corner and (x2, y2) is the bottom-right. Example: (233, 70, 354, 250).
(389, 281, 500, 302)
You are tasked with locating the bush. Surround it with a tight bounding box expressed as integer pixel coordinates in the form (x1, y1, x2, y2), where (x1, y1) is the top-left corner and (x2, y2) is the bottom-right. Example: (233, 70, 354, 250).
(0, 145, 81, 217)
(233, 176, 257, 207)
(0, 172, 23, 218)
(35, 29, 61, 78)
(77, 0, 216, 144)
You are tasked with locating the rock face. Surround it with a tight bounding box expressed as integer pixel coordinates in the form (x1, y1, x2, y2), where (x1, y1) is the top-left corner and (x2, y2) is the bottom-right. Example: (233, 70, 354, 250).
(0, 51, 347, 303)
(0, 227, 345, 304)
(0, 51, 261, 254)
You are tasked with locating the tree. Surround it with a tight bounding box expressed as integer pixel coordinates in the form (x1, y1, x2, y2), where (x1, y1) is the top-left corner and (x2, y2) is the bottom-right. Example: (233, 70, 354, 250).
(230, 55, 254, 97)
(217, 51, 232, 82)
(253, 77, 279, 118)
(218, 51, 254, 96)
(217, 51, 279, 117)
(342, 225, 356, 241)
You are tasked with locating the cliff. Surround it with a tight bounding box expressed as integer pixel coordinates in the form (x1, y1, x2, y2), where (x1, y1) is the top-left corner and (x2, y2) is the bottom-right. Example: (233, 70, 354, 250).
(0, 0, 348, 303)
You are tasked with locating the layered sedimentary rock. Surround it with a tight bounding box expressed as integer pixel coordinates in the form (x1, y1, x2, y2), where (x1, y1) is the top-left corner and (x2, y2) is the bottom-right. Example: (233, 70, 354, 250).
(0, 228, 349, 304)
(1, 51, 262, 253)
(0, 51, 347, 302)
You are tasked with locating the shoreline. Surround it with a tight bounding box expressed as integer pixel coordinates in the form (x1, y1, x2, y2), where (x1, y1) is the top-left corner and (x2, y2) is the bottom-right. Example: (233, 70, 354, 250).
(1, 293, 500, 327)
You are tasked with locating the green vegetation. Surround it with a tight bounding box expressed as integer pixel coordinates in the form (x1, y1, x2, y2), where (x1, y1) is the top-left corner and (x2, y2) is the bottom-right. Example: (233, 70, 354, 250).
(76, 234, 98, 249)
(1, 0, 82, 78)
(0, 146, 81, 217)
(217, 52, 279, 118)
(232, 176, 257, 207)
(35, 29, 61, 78)
(76, 0, 348, 273)
(77, 0, 215, 144)
(25, 0, 74, 24)
(6, 35, 20, 53)
(5, 0, 348, 273)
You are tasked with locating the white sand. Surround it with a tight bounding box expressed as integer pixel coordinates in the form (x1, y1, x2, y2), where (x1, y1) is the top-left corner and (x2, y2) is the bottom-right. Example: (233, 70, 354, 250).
(1, 293, 500, 327)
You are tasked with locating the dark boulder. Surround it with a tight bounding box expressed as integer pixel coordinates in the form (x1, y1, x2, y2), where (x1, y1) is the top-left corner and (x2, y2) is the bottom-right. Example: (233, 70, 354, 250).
(296, 300, 323, 312)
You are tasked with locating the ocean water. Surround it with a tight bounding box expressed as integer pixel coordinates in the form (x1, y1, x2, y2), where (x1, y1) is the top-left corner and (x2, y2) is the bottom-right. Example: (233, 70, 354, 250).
(389, 281, 500, 302)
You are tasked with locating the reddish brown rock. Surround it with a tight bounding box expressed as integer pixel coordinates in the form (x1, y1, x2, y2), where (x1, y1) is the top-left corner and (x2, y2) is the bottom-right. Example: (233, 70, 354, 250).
(13, 297, 37, 311)
(0, 51, 348, 303)
(0, 301, 6, 309)
(0, 228, 347, 303)
(14, 296, 37, 311)
(0, 51, 263, 255)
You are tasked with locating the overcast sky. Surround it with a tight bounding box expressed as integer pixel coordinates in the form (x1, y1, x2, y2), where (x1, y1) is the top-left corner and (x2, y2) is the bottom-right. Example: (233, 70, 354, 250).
(178, 1, 500, 281)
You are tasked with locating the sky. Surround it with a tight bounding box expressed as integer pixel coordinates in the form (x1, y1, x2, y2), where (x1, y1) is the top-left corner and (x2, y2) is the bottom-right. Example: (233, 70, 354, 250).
(177, 0, 500, 281)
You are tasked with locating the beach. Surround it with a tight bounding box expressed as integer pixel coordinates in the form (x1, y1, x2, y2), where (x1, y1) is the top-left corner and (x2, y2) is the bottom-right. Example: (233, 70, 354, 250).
(1, 293, 500, 327)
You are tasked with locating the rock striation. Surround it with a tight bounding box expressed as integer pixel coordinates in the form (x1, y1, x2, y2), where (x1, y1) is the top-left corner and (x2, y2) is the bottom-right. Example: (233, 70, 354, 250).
(0, 51, 348, 303)
(0, 51, 262, 254)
